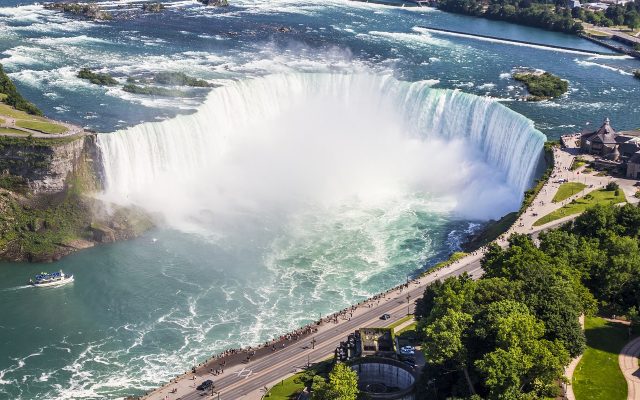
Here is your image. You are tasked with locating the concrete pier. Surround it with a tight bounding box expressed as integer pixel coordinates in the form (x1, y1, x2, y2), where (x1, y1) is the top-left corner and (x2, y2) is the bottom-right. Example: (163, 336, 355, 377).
(418, 25, 617, 56)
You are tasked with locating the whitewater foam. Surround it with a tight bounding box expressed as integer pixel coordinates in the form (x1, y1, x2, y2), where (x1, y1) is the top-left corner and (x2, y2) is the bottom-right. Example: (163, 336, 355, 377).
(98, 72, 544, 235)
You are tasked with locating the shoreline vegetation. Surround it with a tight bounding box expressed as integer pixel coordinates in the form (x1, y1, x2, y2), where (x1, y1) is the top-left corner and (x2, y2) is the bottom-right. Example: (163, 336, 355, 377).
(513, 71, 569, 101)
(435, 0, 640, 36)
(463, 141, 555, 250)
(437, 0, 583, 34)
(0, 64, 42, 116)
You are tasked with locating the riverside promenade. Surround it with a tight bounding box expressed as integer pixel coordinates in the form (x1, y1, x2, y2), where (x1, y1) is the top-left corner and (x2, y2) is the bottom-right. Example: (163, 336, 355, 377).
(143, 138, 636, 400)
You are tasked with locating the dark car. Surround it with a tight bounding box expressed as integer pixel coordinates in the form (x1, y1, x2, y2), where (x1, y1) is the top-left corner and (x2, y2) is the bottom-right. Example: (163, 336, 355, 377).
(380, 313, 391, 320)
(196, 379, 214, 391)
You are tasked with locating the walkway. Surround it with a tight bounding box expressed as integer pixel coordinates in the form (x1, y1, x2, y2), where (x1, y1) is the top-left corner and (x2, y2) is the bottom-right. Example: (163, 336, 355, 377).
(0, 115, 84, 138)
(620, 336, 640, 400)
(564, 315, 585, 400)
(144, 256, 484, 400)
(143, 139, 638, 400)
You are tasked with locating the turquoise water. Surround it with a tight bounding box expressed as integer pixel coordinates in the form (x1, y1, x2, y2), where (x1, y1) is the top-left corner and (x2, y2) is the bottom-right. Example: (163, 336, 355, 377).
(0, 0, 638, 398)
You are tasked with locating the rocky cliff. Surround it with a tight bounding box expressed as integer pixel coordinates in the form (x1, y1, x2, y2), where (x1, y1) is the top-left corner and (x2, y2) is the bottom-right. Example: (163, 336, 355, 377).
(0, 133, 152, 262)
(0, 134, 96, 194)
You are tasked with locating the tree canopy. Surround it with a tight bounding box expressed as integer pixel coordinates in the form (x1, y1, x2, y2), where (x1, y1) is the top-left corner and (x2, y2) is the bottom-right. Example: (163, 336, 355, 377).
(311, 363, 359, 400)
(415, 203, 640, 399)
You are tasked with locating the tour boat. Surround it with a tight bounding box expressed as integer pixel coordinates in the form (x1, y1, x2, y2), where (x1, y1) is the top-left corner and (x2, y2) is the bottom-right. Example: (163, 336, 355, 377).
(29, 271, 74, 287)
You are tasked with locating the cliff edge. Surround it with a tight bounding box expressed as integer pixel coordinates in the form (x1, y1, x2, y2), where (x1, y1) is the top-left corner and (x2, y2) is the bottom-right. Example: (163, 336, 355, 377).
(0, 133, 152, 262)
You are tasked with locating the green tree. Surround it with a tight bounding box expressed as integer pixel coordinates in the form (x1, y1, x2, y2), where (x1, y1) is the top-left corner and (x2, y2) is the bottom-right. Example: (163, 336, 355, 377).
(475, 301, 568, 399)
(423, 308, 476, 394)
(311, 363, 359, 400)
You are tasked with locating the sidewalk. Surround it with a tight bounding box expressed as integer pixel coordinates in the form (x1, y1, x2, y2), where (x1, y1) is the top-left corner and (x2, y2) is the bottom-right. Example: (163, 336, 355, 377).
(619, 336, 640, 400)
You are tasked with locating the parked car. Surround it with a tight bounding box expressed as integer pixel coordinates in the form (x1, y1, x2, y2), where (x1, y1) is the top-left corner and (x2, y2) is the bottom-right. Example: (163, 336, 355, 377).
(400, 345, 415, 355)
(197, 379, 214, 391)
(380, 313, 391, 320)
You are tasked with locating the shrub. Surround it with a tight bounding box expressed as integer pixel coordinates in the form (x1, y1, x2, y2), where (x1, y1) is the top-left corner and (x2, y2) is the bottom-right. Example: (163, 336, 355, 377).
(77, 68, 118, 86)
(513, 72, 568, 99)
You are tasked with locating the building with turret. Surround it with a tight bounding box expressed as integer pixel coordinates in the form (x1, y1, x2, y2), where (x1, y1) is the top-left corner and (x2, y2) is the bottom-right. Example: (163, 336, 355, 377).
(580, 118, 640, 179)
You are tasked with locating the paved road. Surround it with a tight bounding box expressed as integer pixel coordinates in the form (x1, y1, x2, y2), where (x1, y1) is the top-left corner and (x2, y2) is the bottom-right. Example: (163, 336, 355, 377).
(146, 139, 638, 400)
(146, 258, 483, 400)
(619, 336, 640, 400)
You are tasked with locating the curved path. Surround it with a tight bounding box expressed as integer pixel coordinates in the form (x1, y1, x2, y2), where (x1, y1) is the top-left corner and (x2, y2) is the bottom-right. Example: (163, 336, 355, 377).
(619, 336, 640, 400)
(564, 315, 585, 400)
(144, 139, 637, 400)
(0, 116, 84, 138)
(144, 255, 485, 400)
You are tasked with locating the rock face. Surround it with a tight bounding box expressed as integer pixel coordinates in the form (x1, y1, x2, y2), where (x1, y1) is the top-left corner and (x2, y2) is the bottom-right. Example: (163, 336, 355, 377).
(0, 135, 94, 194)
(0, 134, 152, 263)
(142, 2, 165, 12)
(43, 3, 113, 20)
(198, 0, 229, 6)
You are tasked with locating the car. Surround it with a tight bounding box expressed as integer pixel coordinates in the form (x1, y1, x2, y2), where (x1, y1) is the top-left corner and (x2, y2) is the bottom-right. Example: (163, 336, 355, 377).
(400, 346, 415, 355)
(380, 313, 391, 320)
(196, 379, 214, 391)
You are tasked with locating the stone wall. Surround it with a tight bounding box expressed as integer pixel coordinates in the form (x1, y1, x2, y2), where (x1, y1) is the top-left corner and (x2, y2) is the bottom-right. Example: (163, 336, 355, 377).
(351, 358, 416, 400)
(627, 162, 640, 179)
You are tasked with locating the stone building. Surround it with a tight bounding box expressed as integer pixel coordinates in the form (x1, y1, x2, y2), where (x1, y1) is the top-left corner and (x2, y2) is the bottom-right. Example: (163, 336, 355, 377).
(359, 327, 396, 357)
(579, 118, 640, 179)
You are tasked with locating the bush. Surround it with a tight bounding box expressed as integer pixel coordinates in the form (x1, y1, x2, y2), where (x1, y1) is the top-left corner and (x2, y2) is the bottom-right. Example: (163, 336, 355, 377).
(77, 68, 118, 86)
(606, 181, 619, 191)
(513, 72, 568, 99)
(153, 72, 212, 87)
(123, 84, 189, 97)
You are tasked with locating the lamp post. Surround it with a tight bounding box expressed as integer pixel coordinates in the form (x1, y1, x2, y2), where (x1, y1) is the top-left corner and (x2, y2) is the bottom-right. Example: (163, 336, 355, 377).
(213, 390, 220, 400)
(406, 293, 411, 316)
(311, 337, 316, 350)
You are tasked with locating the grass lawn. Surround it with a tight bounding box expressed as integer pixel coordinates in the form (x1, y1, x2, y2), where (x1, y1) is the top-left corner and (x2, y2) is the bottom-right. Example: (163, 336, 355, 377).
(0, 103, 46, 121)
(533, 189, 626, 226)
(552, 182, 587, 203)
(15, 119, 67, 134)
(0, 127, 29, 135)
(265, 374, 305, 400)
(573, 317, 630, 400)
(265, 359, 333, 399)
(397, 322, 417, 335)
(571, 159, 587, 171)
(387, 315, 414, 330)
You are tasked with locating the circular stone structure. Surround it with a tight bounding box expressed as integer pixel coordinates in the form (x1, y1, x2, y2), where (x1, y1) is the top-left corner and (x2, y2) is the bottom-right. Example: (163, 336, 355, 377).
(350, 357, 417, 400)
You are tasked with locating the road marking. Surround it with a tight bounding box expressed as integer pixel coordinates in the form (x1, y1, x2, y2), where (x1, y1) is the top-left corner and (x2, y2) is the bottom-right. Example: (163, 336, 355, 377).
(234, 367, 253, 379)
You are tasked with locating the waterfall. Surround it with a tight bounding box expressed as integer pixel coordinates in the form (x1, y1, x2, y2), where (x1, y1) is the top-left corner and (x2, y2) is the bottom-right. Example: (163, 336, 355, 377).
(97, 73, 545, 224)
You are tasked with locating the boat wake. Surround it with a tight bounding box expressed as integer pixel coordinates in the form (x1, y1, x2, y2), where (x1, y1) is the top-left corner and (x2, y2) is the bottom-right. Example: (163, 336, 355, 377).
(1, 285, 32, 291)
